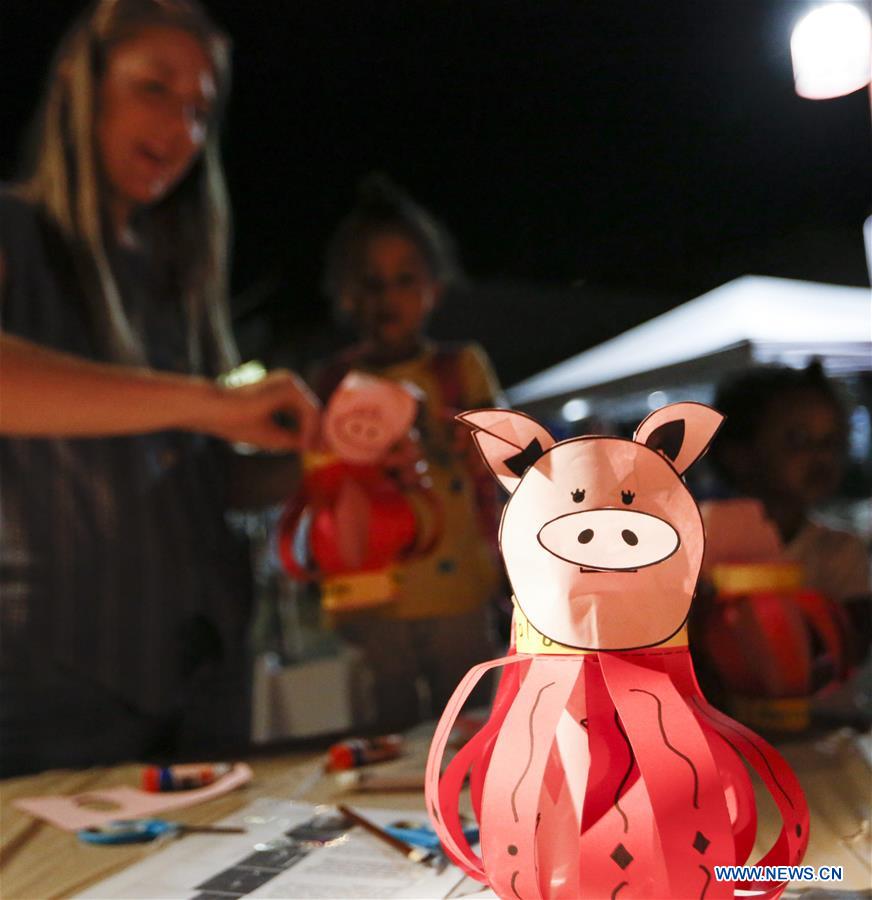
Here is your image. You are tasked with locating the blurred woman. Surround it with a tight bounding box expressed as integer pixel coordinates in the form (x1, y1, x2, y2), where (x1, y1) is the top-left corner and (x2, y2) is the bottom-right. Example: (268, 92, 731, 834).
(0, 0, 318, 775)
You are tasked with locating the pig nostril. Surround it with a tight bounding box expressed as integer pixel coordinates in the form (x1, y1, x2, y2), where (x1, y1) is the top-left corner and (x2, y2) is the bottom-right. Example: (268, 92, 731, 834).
(577, 529, 594, 544)
(621, 529, 638, 546)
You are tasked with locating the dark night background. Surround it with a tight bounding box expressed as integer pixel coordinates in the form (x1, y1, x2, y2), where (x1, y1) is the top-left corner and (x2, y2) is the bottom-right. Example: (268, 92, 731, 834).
(2, 1, 870, 388)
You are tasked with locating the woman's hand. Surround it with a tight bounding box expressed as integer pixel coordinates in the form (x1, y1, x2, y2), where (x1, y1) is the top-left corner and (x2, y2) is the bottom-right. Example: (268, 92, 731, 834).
(0, 333, 320, 450)
(197, 370, 321, 452)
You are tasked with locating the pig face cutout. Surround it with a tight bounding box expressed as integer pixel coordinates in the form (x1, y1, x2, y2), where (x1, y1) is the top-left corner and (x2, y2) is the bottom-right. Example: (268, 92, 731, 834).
(322, 372, 420, 464)
(459, 403, 724, 651)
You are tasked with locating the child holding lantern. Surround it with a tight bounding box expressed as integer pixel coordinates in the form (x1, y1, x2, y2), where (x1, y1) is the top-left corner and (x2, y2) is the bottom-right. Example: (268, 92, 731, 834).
(310, 175, 504, 731)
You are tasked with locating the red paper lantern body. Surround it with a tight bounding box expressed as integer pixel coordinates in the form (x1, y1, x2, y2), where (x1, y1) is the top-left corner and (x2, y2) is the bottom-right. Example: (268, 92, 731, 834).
(429, 644, 808, 900)
(701, 563, 852, 730)
(277, 458, 439, 611)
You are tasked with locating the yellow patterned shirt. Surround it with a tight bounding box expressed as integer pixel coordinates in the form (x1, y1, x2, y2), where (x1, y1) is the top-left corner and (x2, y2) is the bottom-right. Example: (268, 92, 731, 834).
(313, 341, 504, 620)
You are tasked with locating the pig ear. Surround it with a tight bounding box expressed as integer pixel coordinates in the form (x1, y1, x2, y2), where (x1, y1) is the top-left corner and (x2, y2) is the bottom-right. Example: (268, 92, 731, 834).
(633, 402, 724, 476)
(457, 409, 556, 493)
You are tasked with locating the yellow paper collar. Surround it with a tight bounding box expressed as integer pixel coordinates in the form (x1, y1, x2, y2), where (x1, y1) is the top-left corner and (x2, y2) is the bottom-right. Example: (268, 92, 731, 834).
(513, 599, 688, 655)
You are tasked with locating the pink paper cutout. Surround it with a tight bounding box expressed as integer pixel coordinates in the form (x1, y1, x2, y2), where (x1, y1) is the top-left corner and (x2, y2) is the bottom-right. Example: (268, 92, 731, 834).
(426, 403, 809, 898)
(634, 402, 725, 477)
(469, 405, 720, 652)
(457, 408, 556, 494)
(322, 371, 419, 464)
(14, 763, 253, 831)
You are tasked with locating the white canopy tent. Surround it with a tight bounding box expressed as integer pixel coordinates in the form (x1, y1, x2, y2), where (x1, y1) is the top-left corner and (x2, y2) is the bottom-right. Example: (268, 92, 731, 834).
(506, 275, 871, 422)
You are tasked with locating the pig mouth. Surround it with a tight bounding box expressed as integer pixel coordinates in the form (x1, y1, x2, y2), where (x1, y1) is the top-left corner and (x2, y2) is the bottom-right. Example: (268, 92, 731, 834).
(578, 565, 638, 573)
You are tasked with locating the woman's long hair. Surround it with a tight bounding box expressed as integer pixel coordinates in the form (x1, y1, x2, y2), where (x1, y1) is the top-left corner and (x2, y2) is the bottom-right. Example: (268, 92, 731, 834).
(18, 0, 237, 372)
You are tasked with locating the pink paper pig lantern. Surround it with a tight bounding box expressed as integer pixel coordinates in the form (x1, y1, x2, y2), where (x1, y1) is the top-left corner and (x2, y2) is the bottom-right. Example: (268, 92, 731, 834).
(426, 402, 808, 899)
(277, 372, 440, 612)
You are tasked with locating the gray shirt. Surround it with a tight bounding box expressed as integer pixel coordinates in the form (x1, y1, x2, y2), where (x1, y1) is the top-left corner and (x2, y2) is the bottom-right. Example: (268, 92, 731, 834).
(0, 190, 251, 715)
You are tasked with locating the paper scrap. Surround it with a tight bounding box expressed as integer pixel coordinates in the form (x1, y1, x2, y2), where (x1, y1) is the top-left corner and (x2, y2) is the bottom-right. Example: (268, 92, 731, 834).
(14, 763, 253, 831)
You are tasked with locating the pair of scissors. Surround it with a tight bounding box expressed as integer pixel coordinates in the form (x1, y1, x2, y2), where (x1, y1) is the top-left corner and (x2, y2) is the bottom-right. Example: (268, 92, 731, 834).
(78, 818, 245, 845)
(385, 820, 479, 850)
(383, 820, 479, 875)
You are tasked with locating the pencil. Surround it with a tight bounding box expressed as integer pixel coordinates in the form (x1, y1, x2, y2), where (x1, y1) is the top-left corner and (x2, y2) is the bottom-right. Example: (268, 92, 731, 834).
(336, 804, 431, 864)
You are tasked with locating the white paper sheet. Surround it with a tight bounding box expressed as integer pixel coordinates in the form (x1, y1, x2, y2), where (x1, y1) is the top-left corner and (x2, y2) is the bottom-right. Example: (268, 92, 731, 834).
(75, 798, 468, 900)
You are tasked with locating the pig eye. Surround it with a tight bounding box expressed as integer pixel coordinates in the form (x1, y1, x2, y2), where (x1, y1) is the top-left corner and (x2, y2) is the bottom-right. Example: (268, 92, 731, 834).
(571, 489, 585, 503)
(621, 490, 635, 505)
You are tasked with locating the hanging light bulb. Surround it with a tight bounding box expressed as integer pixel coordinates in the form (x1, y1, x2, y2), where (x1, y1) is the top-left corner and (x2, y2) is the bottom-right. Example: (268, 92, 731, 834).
(790, 3, 872, 99)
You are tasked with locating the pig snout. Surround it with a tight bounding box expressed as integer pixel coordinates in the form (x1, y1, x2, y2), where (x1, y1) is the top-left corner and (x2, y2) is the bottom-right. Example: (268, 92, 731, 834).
(537, 509, 680, 571)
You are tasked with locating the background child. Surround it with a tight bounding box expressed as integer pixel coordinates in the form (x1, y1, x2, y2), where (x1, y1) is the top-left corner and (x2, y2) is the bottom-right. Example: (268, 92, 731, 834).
(311, 175, 504, 732)
(699, 363, 871, 715)
(709, 363, 869, 607)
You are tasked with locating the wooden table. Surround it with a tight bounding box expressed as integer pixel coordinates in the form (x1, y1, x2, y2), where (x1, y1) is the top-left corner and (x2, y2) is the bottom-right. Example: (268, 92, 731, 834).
(1, 729, 869, 899)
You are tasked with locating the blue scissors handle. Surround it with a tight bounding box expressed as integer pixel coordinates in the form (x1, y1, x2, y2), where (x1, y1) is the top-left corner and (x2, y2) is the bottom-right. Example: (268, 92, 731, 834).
(385, 821, 479, 850)
(78, 818, 179, 844)
(78, 818, 245, 845)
